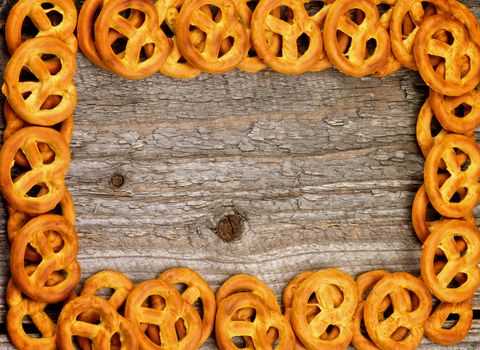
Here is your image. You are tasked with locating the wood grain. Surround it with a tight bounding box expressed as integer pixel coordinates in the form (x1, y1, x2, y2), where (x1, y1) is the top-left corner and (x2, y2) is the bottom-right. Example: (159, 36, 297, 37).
(0, 0, 480, 348)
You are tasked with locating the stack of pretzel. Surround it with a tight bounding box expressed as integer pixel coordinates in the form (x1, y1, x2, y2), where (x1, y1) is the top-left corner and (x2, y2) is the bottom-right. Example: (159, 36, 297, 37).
(1, 0, 480, 349)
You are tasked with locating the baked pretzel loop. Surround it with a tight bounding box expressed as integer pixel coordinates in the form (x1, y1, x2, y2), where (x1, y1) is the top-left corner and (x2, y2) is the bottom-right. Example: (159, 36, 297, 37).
(424, 134, 480, 218)
(215, 292, 295, 350)
(412, 175, 474, 244)
(421, 219, 480, 303)
(414, 14, 480, 96)
(125, 279, 202, 350)
(364, 272, 432, 350)
(390, 0, 450, 70)
(157, 267, 216, 347)
(6, 267, 67, 350)
(176, 0, 248, 74)
(424, 298, 473, 345)
(5, 0, 78, 55)
(416, 98, 474, 167)
(57, 295, 138, 350)
(10, 214, 80, 303)
(2, 37, 77, 126)
(447, 0, 480, 49)
(94, 0, 170, 79)
(430, 88, 480, 134)
(3, 100, 74, 168)
(8, 187, 75, 262)
(324, 0, 390, 77)
(291, 268, 358, 350)
(0, 126, 70, 215)
(251, 0, 323, 74)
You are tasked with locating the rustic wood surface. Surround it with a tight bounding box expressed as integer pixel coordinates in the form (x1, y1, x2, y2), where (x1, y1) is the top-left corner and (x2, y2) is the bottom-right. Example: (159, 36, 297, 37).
(1, 0, 480, 348)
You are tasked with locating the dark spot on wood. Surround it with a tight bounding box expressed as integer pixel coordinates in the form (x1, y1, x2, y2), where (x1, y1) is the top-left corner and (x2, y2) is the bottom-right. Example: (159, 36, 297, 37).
(216, 214, 244, 242)
(110, 173, 125, 188)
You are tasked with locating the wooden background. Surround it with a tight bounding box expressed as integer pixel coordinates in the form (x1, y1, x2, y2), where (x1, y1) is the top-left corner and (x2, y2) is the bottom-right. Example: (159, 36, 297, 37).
(0, 0, 480, 348)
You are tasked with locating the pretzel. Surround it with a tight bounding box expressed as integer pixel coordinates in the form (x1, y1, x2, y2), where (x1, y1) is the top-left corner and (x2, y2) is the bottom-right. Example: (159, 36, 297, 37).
(125, 279, 202, 350)
(57, 295, 138, 350)
(10, 214, 80, 303)
(414, 14, 480, 96)
(8, 188, 75, 262)
(364, 272, 432, 350)
(324, 0, 390, 77)
(390, 0, 450, 70)
(421, 219, 480, 303)
(0, 127, 70, 215)
(3, 100, 74, 168)
(429, 89, 480, 134)
(447, 0, 480, 49)
(176, 0, 248, 74)
(5, 0, 78, 55)
(412, 175, 474, 244)
(157, 267, 215, 347)
(2, 37, 77, 126)
(424, 298, 473, 345)
(424, 134, 480, 218)
(251, 0, 323, 74)
(94, 0, 170, 79)
(215, 292, 295, 350)
(291, 268, 358, 349)
(219, 0, 281, 73)
(416, 98, 474, 168)
(6, 267, 66, 350)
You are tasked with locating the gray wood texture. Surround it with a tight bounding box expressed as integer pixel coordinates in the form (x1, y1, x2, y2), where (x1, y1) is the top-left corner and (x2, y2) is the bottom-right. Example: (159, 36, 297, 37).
(0, 0, 480, 348)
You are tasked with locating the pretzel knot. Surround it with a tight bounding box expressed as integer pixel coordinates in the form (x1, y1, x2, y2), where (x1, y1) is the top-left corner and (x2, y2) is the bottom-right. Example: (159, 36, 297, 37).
(364, 272, 432, 350)
(215, 292, 295, 350)
(414, 14, 480, 96)
(94, 0, 170, 79)
(324, 0, 390, 77)
(125, 279, 202, 350)
(424, 134, 480, 219)
(2, 37, 77, 126)
(176, 0, 248, 74)
(251, 0, 323, 74)
(421, 219, 480, 303)
(5, 0, 78, 55)
(57, 295, 137, 350)
(10, 214, 80, 303)
(291, 268, 358, 349)
(0, 127, 70, 215)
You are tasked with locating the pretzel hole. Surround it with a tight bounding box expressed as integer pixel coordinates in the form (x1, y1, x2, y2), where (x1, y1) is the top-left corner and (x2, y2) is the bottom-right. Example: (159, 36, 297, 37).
(19, 68, 40, 83)
(381, 301, 394, 320)
(348, 9, 361, 24)
(147, 324, 162, 345)
(246, 0, 258, 13)
(460, 56, 471, 78)
(392, 327, 411, 341)
(428, 114, 443, 137)
(161, 21, 175, 38)
(454, 236, 468, 257)
(454, 103, 472, 118)
(339, 31, 352, 53)
(21, 315, 43, 338)
(377, 3, 392, 17)
(296, 33, 310, 56)
(320, 325, 340, 340)
(46, 10, 63, 27)
(366, 38, 377, 57)
(25, 184, 46, 198)
(21, 16, 40, 40)
(304, 1, 325, 17)
(111, 35, 128, 55)
(425, 201, 441, 222)
(208, 6, 222, 23)
(232, 336, 251, 348)
(41, 2, 55, 10)
(443, 313, 460, 329)
(138, 46, 150, 63)
(175, 318, 187, 340)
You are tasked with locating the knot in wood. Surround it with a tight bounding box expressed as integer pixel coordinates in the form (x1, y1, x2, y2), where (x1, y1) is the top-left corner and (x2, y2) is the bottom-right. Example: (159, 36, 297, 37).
(216, 214, 244, 242)
(110, 173, 125, 188)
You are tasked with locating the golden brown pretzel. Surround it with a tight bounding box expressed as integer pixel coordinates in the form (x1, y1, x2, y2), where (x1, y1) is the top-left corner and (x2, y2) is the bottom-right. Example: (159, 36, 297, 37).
(215, 292, 295, 350)
(390, 0, 450, 70)
(447, 0, 480, 48)
(2, 37, 77, 126)
(424, 298, 473, 345)
(57, 295, 138, 350)
(7, 188, 75, 262)
(3, 100, 74, 168)
(324, 0, 390, 77)
(251, 0, 323, 74)
(94, 0, 170, 79)
(0, 126, 70, 215)
(414, 14, 480, 96)
(429, 88, 480, 134)
(157, 267, 215, 347)
(125, 279, 202, 350)
(424, 134, 480, 218)
(421, 219, 480, 303)
(10, 214, 80, 303)
(364, 272, 432, 350)
(176, 0, 248, 74)
(291, 268, 358, 350)
(5, 0, 78, 55)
